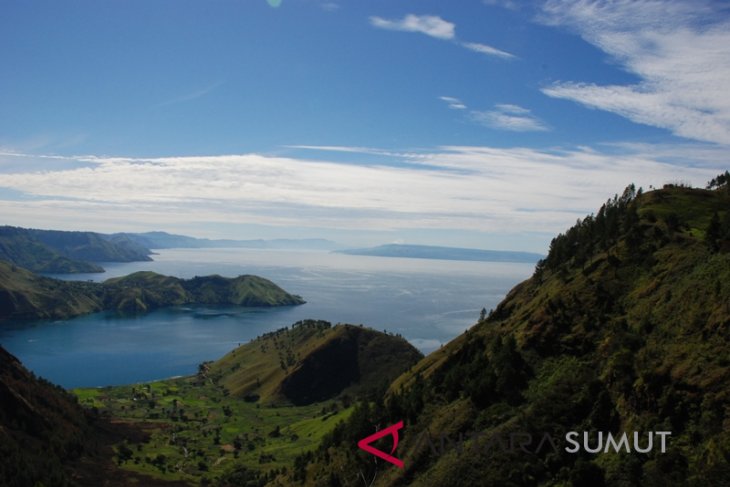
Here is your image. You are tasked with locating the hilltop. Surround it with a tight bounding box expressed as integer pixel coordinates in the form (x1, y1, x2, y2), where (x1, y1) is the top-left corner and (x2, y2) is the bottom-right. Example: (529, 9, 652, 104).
(0, 264, 304, 322)
(300, 182, 730, 485)
(210, 320, 423, 405)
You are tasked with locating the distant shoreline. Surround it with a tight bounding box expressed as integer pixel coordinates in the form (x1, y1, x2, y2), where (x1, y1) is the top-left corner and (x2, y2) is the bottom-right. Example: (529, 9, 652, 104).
(334, 243, 543, 264)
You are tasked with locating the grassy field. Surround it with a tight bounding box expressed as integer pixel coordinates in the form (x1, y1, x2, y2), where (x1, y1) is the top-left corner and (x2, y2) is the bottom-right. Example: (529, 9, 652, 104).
(74, 375, 353, 485)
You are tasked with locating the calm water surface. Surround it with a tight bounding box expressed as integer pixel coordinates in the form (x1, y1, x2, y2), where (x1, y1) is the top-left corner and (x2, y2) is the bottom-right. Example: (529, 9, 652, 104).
(0, 249, 535, 388)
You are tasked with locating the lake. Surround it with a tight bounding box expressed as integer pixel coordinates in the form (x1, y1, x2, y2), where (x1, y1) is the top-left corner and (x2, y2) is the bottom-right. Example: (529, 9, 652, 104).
(0, 248, 535, 388)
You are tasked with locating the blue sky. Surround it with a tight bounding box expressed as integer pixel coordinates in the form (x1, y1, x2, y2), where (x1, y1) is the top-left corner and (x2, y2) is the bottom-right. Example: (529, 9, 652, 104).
(1, 0, 729, 252)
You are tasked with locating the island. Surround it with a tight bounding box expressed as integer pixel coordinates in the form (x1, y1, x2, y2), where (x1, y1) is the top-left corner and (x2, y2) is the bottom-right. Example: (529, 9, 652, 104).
(0, 262, 305, 322)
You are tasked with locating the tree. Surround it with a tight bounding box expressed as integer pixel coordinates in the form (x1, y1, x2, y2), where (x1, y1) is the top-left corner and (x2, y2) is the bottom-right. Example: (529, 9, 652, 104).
(479, 307, 487, 321)
(706, 170, 730, 189)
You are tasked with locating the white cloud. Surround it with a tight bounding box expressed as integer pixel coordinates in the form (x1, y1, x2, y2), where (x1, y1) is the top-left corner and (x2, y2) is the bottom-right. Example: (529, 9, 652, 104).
(539, 0, 730, 145)
(0, 145, 724, 243)
(370, 14, 515, 61)
(471, 104, 549, 132)
(462, 41, 515, 59)
(439, 96, 467, 110)
(369, 14, 455, 40)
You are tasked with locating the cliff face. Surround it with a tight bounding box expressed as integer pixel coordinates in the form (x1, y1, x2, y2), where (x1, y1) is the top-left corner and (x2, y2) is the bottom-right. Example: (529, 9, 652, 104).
(297, 185, 730, 486)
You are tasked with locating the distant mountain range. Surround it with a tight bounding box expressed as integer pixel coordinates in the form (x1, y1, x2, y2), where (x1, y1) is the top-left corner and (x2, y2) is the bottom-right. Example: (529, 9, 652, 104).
(335, 243, 544, 263)
(0, 227, 339, 274)
(2, 226, 542, 274)
(114, 231, 339, 251)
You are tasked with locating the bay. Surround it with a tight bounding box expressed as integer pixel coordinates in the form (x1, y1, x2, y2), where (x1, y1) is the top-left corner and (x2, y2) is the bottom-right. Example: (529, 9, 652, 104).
(0, 248, 535, 388)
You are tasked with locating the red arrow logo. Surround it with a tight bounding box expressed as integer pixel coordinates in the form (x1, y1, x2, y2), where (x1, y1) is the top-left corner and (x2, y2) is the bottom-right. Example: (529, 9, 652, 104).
(357, 421, 405, 469)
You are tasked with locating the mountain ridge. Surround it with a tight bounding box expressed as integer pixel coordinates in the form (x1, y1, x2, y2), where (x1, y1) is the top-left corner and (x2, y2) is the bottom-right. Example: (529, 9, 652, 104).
(0, 226, 152, 274)
(297, 182, 730, 486)
(116, 231, 340, 251)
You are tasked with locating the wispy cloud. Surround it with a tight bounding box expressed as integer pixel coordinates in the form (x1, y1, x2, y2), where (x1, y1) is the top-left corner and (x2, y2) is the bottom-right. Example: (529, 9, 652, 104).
(471, 104, 549, 132)
(370, 13, 515, 59)
(0, 144, 723, 241)
(439, 96, 467, 110)
(285, 145, 431, 161)
(369, 14, 455, 40)
(156, 81, 224, 108)
(539, 0, 730, 145)
(320, 2, 339, 12)
(462, 41, 516, 59)
(483, 0, 520, 10)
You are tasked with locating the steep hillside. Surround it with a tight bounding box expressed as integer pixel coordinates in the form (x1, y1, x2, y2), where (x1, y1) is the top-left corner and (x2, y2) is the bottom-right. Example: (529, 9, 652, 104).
(0, 345, 189, 487)
(0, 226, 103, 273)
(0, 226, 152, 273)
(210, 320, 423, 405)
(298, 183, 730, 486)
(0, 265, 305, 321)
(0, 345, 91, 486)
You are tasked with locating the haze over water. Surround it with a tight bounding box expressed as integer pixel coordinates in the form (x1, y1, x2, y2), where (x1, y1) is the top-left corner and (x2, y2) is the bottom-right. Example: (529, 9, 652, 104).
(0, 248, 534, 388)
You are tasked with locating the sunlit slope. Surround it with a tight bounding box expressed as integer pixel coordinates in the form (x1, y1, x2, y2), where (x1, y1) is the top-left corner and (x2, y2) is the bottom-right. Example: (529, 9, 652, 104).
(210, 320, 423, 406)
(301, 183, 730, 486)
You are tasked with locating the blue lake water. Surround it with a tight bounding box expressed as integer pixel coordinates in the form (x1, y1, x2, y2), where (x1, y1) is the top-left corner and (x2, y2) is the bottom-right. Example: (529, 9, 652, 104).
(0, 248, 535, 388)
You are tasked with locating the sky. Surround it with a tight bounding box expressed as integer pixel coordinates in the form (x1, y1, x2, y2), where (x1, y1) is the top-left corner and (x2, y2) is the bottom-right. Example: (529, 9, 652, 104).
(1, 0, 729, 252)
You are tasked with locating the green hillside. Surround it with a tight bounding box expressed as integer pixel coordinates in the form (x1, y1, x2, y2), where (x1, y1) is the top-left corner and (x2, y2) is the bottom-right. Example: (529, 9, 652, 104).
(0, 225, 153, 274)
(0, 261, 105, 320)
(0, 265, 305, 321)
(298, 183, 730, 486)
(27, 227, 152, 263)
(0, 226, 104, 273)
(71, 321, 422, 486)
